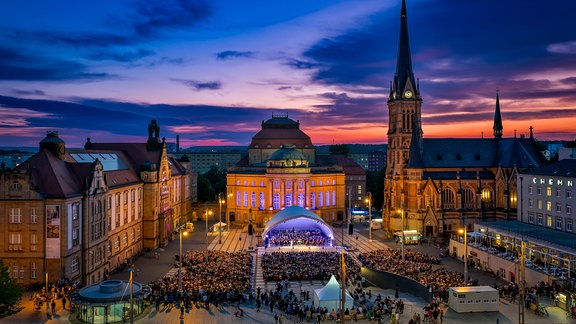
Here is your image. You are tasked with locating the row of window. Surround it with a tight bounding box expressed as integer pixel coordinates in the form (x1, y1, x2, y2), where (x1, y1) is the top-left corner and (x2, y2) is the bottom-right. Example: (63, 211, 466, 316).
(527, 212, 574, 232)
(528, 185, 573, 199)
(528, 199, 573, 213)
(235, 191, 338, 210)
(235, 179, 337, 188)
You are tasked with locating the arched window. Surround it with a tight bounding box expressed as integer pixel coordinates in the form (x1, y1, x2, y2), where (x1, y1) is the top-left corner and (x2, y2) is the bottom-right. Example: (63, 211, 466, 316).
(442, 188, 455, 209)
(251, 192, 257, 208)
(273, 194, 281, 209)
(481, 188, 493, 209)
(259, 192, 265, 210)
(463, 187, 475, 209)
(285, 194, 292, 207)
(297, 193, 305, 207)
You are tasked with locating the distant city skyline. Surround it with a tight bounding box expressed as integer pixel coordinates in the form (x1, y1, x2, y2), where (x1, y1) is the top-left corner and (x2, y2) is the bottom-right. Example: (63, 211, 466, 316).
(1, 0, 576, 148)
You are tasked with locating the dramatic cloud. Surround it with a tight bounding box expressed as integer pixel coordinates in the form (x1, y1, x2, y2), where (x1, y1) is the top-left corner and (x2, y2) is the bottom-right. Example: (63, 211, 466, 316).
(172, 79, 223, 91)
(216, 50, 255, 60)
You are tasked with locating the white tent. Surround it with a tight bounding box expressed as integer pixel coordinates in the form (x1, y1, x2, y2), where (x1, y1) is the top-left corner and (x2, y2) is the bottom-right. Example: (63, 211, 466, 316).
(313, 275, 354, 312)
(212, 222, 227, 232)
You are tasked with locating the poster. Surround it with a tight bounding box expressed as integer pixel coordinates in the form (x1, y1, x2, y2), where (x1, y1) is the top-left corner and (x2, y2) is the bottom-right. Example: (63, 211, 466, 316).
(46, 205, 61, 259)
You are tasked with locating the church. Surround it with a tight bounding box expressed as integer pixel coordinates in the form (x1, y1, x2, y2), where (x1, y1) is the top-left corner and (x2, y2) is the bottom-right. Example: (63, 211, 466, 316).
(383, 0, 545, 237)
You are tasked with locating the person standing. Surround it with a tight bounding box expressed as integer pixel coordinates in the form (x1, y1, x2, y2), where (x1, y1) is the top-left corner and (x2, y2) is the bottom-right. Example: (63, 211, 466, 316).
(62, 296, 67, 310)
(51, 299, 57, 314)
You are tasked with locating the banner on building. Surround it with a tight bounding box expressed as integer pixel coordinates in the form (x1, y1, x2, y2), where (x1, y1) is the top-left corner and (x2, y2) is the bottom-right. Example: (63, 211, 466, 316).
(46, 205, 61, 259)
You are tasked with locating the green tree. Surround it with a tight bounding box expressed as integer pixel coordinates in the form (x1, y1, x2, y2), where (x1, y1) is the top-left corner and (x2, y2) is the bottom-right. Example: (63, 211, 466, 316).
(0, 260, 24, 318)
(328, 144, 350, 155)
(366, 169, 385, 211)
(197, 173, 215, 203)
(203, 166, 226, 195)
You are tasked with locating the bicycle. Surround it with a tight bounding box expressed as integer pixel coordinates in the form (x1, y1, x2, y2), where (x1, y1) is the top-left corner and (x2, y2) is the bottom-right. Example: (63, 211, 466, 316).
(535, 305, 549, 317)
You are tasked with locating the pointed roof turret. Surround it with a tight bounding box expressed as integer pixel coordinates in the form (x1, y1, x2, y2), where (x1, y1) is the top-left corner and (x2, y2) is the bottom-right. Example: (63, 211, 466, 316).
(493, 91, 503, 139)
(392, 0, 417, 99)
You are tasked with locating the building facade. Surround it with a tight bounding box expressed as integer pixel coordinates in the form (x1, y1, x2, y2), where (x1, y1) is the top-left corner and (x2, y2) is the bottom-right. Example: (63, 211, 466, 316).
(0, 120, 195, 287)
(383, 0, 544, 237)
(518, 159, 576, 233)
(226, 114, 354, 227)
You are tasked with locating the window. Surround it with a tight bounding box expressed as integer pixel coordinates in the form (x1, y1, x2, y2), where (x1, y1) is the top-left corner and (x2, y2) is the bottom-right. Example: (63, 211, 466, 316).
(528, 199, 533, 208)
(557, 188, 562, 197)
(537, 187, 542, 195)
(72, 257, 79, 272)
(251, 192, 257, 208)
(556, 203, 562, 212)
(72, 203, 79, 220)
(131, 230, 135, 241)
(259, 192, 265, 210)
(285, 193, 292, 207)
(332, 190, 336, 205)
(546, 215, 552, 227)
(537, 214, 543, 226)
(442, 188, 455, 209)
(30, 208, 38, 223)
(567, 219, 573, 232)
(30, 233, 37, 251)
(31, 262, 37, 279)
(310, 192, 316, 209)
(73, 228, 80, 246)
(318, 192, 323, 207)
(297, 193, 305, 207)
(528, 186, 533, 194)
(546, 201, 552, 211)
(9, 208, 22, 223)
(463, 188, 475, 209)
(568, 205, 573, 214)
(115, 237, 120, 249)
(546, 187, 552, 196)
(325, 191, 330, 206)
(528, 212, 534, 223)
(273, 193, 280, 210)
(10, 182, 22, 191)
(116, 194, 120, 206)
(236, 191, 241, 207)
(567, 189, 572, 199)
(537, 200, 542, 209)
(8, 232, 22, 251)
(243, 192, 248, 207)
(556, 217, 563, 230)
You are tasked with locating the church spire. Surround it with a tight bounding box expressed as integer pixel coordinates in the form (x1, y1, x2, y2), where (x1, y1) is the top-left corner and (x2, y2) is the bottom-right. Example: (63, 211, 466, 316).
(392, 0, 417, 100)
(493, 91, 503, 139)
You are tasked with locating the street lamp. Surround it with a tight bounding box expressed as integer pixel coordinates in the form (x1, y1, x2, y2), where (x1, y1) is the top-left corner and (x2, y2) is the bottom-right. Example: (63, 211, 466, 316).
(397, 205, 405, 262)
(459, 227, 468, 284)
(227, 192, 233, 233)
(218, 193, 225, 244)
(177, 223, 189, 293)
(365, 192, 372, 242)
(205, 208, 213, 261)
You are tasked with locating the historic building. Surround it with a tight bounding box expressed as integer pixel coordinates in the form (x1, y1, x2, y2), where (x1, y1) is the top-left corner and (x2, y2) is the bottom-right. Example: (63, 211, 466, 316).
(383, 0, 545, 237)
(0, 120, 195, 287)
(226, 114, 362, 227)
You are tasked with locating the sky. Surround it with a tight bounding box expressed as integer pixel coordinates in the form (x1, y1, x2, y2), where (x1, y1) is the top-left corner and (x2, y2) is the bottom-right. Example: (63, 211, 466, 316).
(1, 0, 576, 149)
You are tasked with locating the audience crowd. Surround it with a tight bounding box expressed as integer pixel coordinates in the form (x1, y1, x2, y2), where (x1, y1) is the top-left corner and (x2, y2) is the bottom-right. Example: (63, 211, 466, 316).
(148, 250, 253, 308)
(261, 251, 360, 282)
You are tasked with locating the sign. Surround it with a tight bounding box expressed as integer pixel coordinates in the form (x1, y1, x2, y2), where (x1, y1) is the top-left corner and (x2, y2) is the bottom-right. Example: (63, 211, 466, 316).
(46, 205, 61, 259)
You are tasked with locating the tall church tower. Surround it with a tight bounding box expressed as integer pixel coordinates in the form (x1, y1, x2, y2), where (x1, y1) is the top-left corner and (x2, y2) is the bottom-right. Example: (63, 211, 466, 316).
(384, 0, 422, 231)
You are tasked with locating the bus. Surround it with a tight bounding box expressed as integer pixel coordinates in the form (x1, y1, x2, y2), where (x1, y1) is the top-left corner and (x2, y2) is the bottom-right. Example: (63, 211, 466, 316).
(394, 230, 423, 245)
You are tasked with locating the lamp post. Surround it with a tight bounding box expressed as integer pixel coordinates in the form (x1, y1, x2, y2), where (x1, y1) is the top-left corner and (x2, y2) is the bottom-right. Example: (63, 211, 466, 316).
(365, 192, 372, 242)
(177, 222, 188, 293)
(397, 205, 405, 262)
(205, 208, 213, 261)
(459, 227, 468, 284)
(218, 193, 224, 244)
(128, 264, 134, 324)
(227, 192, 233, 233)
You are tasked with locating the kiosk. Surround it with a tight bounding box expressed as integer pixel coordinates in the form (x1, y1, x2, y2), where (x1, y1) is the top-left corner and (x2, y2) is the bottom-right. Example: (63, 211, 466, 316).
(447, 286, 499, 313)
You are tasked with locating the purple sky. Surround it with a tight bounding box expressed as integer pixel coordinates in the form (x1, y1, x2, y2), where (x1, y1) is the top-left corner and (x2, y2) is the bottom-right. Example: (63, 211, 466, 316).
(1, 0, 576, 149)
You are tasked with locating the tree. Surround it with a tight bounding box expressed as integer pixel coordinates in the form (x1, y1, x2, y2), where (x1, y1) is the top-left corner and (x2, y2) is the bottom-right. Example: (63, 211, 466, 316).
(329, 144, 350, 156)
(197, 173, 215, 203)
(0, 260, 24, 318)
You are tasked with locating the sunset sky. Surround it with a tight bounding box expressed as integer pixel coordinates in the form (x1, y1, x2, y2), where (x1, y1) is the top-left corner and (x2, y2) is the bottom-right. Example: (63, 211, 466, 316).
(1, 0, 576, 149)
